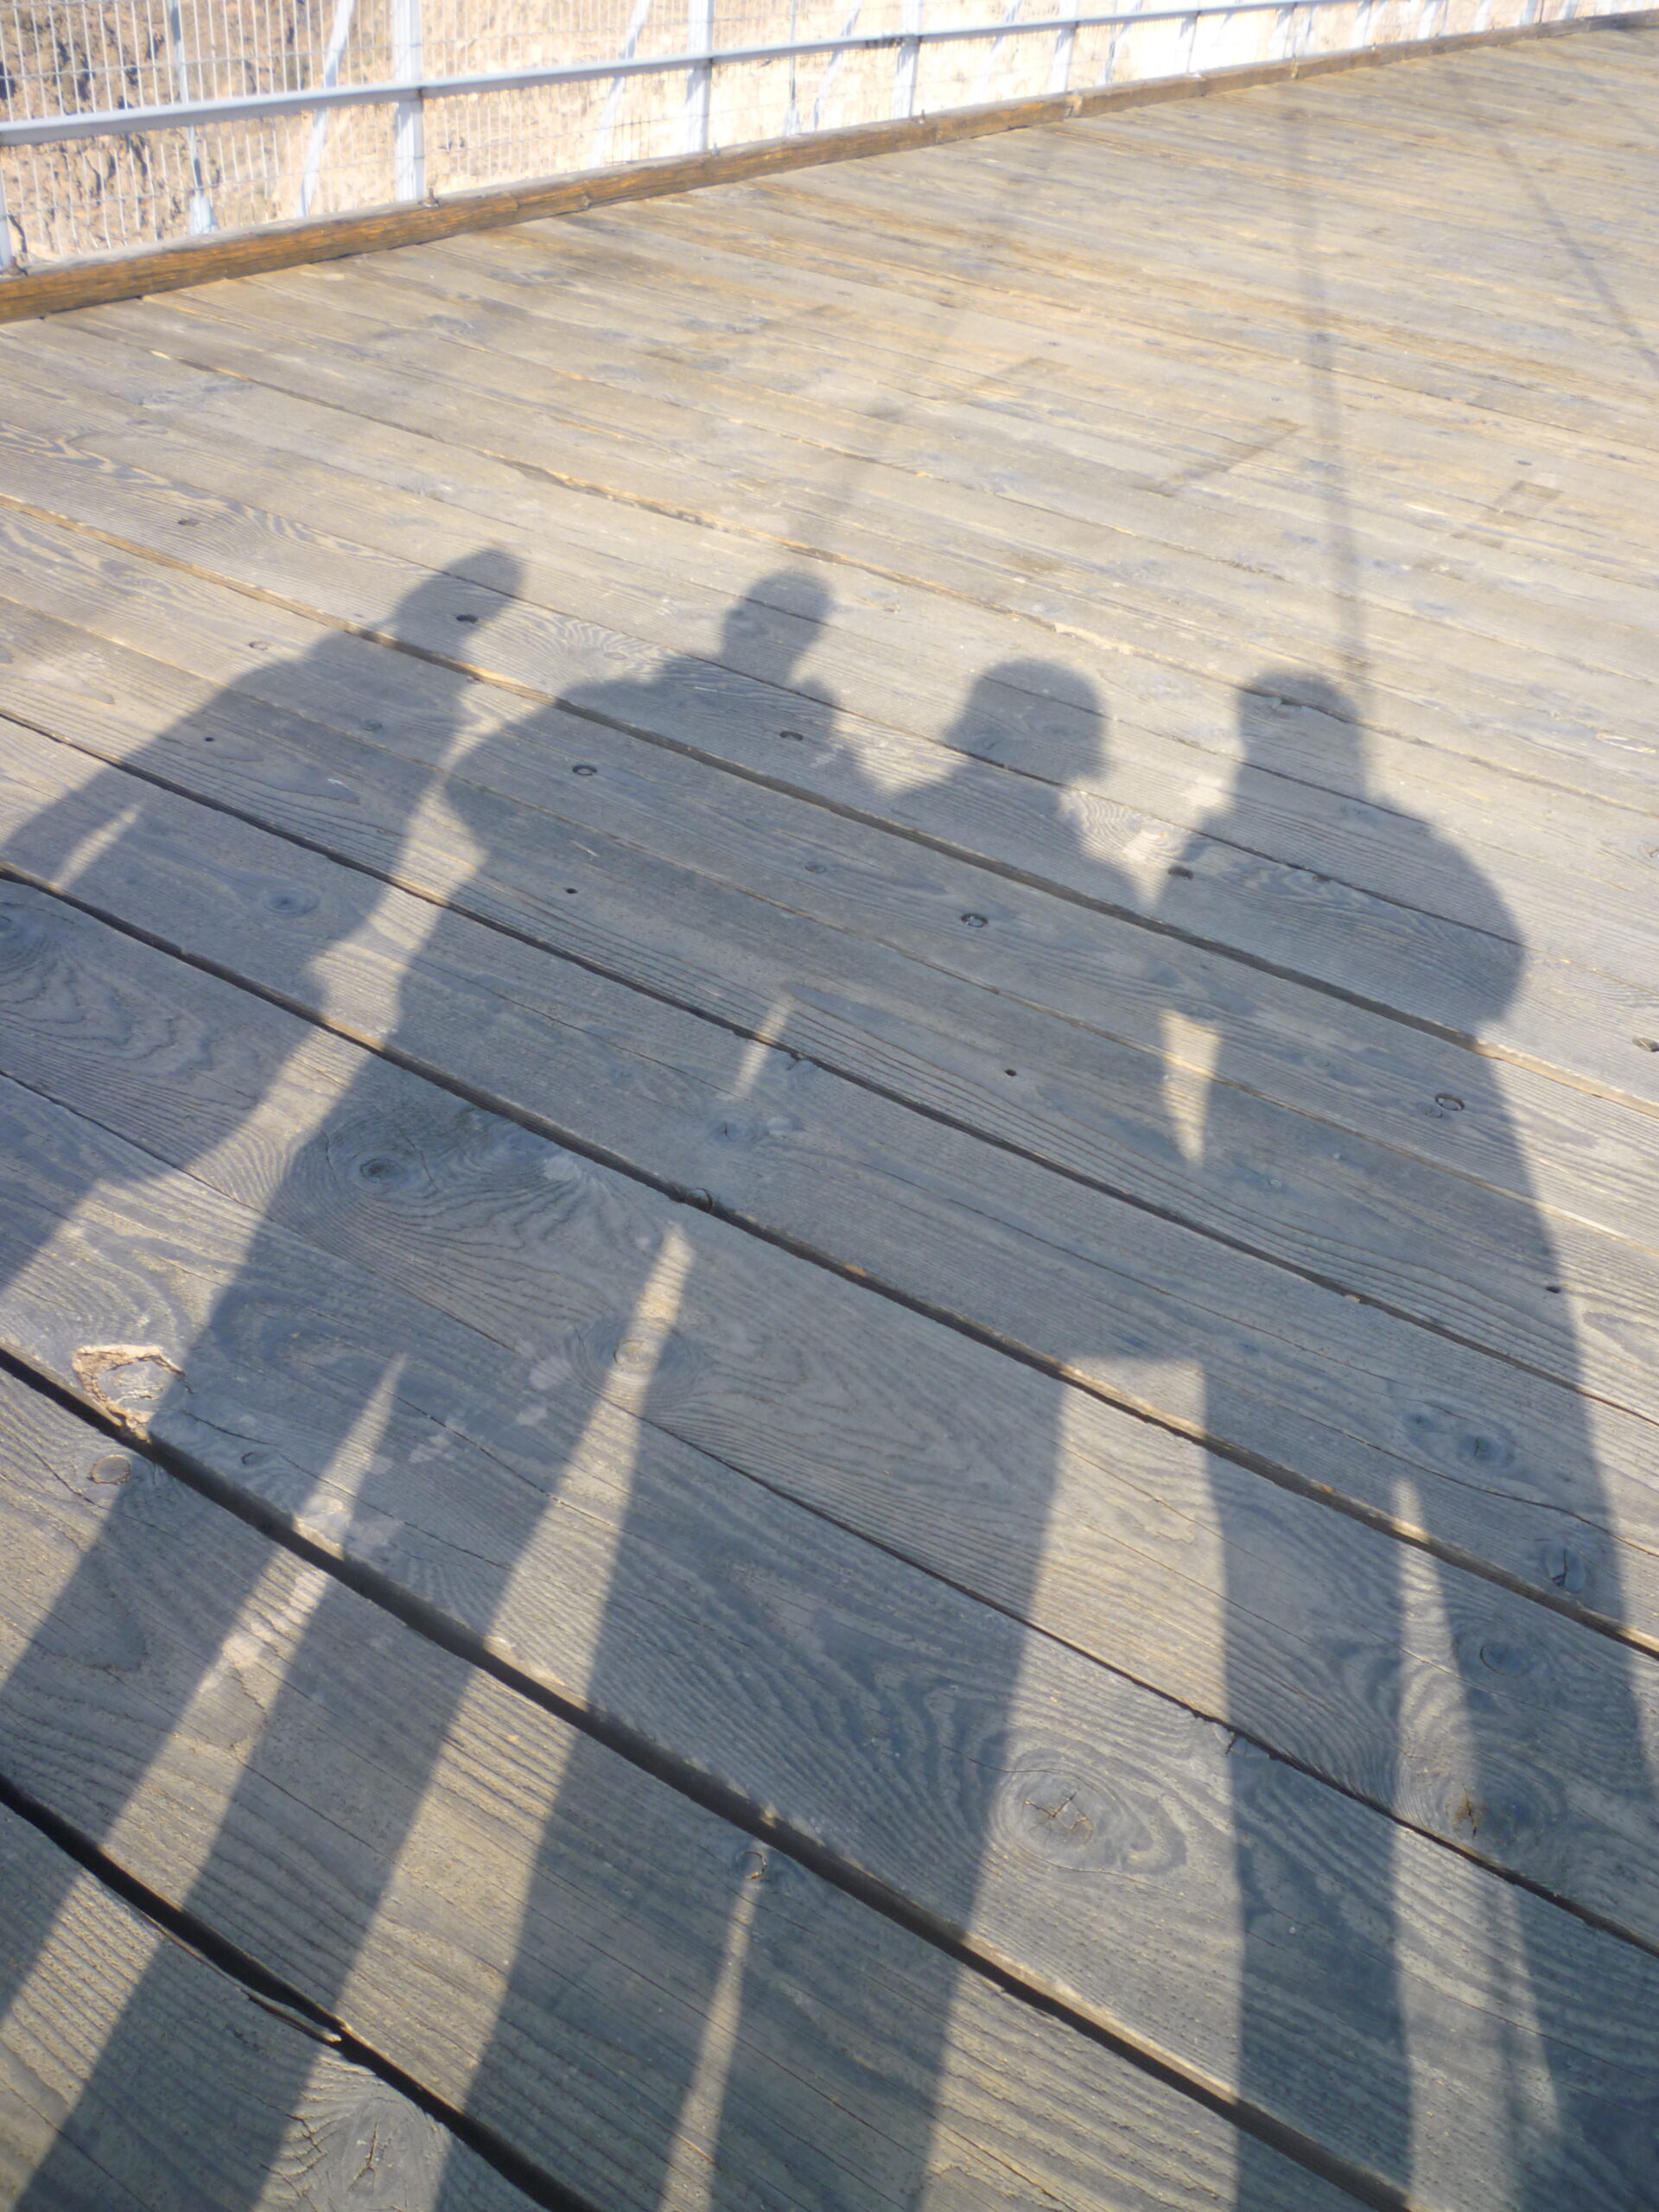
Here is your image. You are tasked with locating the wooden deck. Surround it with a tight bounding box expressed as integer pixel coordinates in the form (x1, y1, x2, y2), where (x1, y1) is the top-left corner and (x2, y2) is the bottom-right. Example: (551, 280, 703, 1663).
(1, 23, 1657, 2209)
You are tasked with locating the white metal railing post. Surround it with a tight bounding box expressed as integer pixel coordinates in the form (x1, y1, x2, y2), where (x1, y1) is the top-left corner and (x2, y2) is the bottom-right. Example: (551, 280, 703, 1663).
(391, 0, 426, 201)
(785, 0, 802, 130)
(1049, 0, 1082, 91)
(298, 0, 361, 217)
(166, 0, 217, 233)
(686, 0, 715, 150)
(970, 0, 1029, 105)
(590, 0, 656, 165)
(0, 168, 16, 273)
(807, 0, 864, 129)
(1103, 0, 1137, 82)
(895, 0, 922, 117)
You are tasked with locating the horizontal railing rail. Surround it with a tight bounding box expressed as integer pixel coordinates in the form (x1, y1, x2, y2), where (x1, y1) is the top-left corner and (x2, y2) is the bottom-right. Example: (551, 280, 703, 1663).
(0, 0, 1392, 148)
(0, 0, 1630, 274)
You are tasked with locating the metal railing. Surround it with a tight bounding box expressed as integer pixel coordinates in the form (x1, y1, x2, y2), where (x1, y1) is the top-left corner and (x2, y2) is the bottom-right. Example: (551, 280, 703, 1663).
(0, 0, 1605, 270)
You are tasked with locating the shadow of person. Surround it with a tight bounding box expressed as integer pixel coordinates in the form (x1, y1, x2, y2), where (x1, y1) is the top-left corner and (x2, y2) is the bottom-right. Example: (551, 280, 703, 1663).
(3, 518, 1646, 2206)
(1179, 671, 1655, 2212)
(2, 559, 895, 2207)
(896, 651, 1192, 1215)
(0, 552, 552, 2206)
(575, 566, 844, 761)
(376, 571, 893, 2208)
(492, 645, 1185, 2209)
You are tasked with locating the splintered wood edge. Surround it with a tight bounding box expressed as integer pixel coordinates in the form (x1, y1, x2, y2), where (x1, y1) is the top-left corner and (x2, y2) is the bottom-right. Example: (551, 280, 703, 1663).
(3, 7, 1656, 325)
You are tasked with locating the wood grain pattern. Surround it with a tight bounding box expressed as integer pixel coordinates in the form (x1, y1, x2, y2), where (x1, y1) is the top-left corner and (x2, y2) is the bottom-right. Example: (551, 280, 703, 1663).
(258, 222, 1659, 668)
(149, 188, 1659, 548)
(6, 34, 1659, 2206)
(5, 685, 1659, 1642)
(0, 1372, 1366, 2212)
(5, 845, 1659, 1951)
(698, 104, 1659, 452)
(260, 202, 1659, 685)
(11, 308, 1659, 985)
(0, 1082, 1656, 2209)
(19, 261, 1659, 841)
(18, 493, 1657, 1219)
(8, 582, 1659, 1454)
(2, 391, 1656, 1118)
(0, 1802, 537, 2211)
(31, 255, 1659, 834)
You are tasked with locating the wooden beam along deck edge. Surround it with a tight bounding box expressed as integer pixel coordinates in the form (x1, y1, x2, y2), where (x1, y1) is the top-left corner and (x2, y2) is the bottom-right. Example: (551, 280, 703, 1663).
(2, 7, 1656, 325)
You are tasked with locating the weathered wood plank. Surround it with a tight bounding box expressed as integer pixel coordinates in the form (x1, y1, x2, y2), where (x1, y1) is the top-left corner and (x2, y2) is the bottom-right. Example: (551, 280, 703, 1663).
(1070, 87, 1659, 222)
(4, 823, 1659, 1953)
(29, 313, 1659, 938)
(0, 741, 1653, 1583)
(3, 401, 1657, 1128)
(609, 150, 1659, 462)
(1, 1071, 1657, 2209)
(458, 177, 1659, 478)
(13, 332, 1659, 1101)
(18, 304, 1659, 973)
(1294, 38, 1659, 152)
(2, 38, 1658, 2207)
(0, 681, 1651, 1581)
(783, 128, 1659, 384)
(1061, 94, 1659, 229)
(340, 185, 1659, 518)
(66, 265, 1659, 811)
(636, 188, 1659, 458)
(756, 233, 1659, 475)
(0, 1800, 537, 2212)
(52, 254, 1659, 819)
(0, 1372, 1360, 2212)
(437, 200, 1659, 664)
(307, 216, 1659, 585)
(734, 118, 1659, 404)
(223, 226, 1659, 643)
(8, 588, 1659, 1459)
(16, 526, 1643, 1268)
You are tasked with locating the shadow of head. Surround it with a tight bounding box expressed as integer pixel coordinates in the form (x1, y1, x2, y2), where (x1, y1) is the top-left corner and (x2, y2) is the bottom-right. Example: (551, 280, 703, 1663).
(1239, 665, 1526, 1014)
(410, 548, 528, 639)
(1236, 669, 1367, 789)
(720, 572, 836, 695)
(949, 660, 1109, 794)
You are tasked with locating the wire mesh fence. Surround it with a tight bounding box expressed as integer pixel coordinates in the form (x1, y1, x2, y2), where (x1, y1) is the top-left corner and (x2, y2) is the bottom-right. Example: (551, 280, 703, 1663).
(0, 0, 1613, 269)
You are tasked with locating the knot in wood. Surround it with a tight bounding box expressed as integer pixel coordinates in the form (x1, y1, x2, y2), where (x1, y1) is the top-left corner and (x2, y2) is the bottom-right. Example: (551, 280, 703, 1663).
(1543, 1541, 1588, 1596)
(353, 1150, 416, 1191)
(995, 1758, 1183, 1878)
(72, 1344, 182, 1437)
(1399, 1399, 1517, 1476)
(264, 883, 320, 918)
(0, 897, 50, 965)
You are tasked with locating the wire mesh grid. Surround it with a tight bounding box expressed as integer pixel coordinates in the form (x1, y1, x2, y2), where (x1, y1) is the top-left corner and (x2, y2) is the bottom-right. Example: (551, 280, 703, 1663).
(0, 0, 1604, 269)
